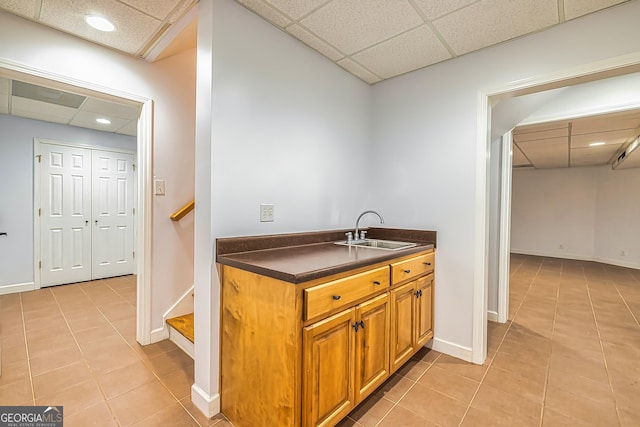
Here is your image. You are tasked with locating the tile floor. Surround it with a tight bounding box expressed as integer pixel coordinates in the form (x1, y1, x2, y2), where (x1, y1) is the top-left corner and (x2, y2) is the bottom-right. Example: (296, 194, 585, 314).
(337, 254, 640, 427)
(1, 255, 639, 426)
(0, 274, 228, 427)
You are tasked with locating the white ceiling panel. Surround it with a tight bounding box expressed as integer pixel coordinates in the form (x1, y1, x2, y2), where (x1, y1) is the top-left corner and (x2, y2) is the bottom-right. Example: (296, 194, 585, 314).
(411, 0, 477, 20)
(336, 58, 380, 84)
(571, 144, 621, 166)
(286, 24, 344, 61)
(571, 111, 640, 134)
(39, 0, 161, 55)
(512, 143, 530, 167)
(513, 127, 569, 143)
(0, 94, 8, 114)
(266, 0, 330, 20)
(236, 0, 292, 27)
(119, 0, 183, 20)
(80, 98, 140, 120)
(432, 0, 559, 55)
(116, 120, 138, 136)
(563, 0, 628, 20)
(69, 110, 129, 132)
(517, 137, 568, 168)
(571, 130, 636, 148)
(0, 0, 36, 18)
(352, 25, 451, 79)
(300, 0, 423, 55)
(11, 97, 78, 121)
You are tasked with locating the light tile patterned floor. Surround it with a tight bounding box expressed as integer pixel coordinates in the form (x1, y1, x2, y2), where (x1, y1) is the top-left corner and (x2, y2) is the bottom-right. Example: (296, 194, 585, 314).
(338, 255, 640, 426)
(0, 275, 228, 427)
(1, 255, 639, 426)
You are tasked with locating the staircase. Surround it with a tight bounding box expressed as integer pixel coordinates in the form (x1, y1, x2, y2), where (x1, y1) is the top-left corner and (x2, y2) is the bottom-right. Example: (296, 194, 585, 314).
(166, 313, 194, 358)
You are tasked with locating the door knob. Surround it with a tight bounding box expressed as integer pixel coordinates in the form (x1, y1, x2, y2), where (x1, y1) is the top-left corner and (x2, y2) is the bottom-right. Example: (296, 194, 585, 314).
(0, 232, 7, 236)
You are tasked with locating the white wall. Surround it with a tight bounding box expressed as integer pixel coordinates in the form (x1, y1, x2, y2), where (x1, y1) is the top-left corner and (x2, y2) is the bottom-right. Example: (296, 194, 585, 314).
(0, 114, 135, 290)
(370, 1, 640, 355)
(512, 166, 640, 269)
(0, 11, 196, 332)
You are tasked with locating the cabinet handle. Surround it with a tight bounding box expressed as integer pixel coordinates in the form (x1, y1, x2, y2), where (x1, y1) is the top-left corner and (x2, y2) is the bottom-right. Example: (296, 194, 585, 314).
(423, 262, 431, 266)
(0, 232, 7, 237)
(415, 290, 420, 298)
(419, 289, 423, 297)
(373, 281, 381, 286)
(352, 322, 359, 332)
(404, 269, 411, 274)
(332, 295, 341, 301)
(359, 320, 365, 329)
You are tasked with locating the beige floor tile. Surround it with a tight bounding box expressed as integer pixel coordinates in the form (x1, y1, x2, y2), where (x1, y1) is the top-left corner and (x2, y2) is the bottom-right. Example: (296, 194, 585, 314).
(63, 401, 118, 427)
(0, 377, 33, 405)
(372, 374, 414, 403)
(29, 344, 82, 376)
(130, 402, 199, 426)
(347, 392, 394, 427)
(376, 405, 438, 426)
(35, 379, 104, 417)
(470, 383, 541, 426)
(32, 360, 93, 399)
(393, 358, 431, 381)
(461, 406, 538, 427)
(417, 365, 479, 404)
(544, 384, 618, 426)
(180, 397, 227, 427)
(158, 366, 194, 400)
(482, 364, 546, 404)
(108, 379, 178, 426)
(397, 382, 467, 427)
(433, 353, 489, 382)
(96, 360, 158, 399)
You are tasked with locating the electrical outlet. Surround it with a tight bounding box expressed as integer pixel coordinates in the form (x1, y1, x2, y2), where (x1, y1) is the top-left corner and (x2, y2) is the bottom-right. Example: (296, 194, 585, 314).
(260, 204, 274, 222)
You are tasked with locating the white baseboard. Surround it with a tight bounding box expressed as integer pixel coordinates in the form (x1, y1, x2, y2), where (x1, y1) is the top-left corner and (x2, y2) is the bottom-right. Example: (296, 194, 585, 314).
(0, 282, 35, 295)
(168, 325, 194, 359)
(593, 256, 640, 270)
(429, 337, 473, 363)
(150, 327, 168, 343)
(191, 384, 220, 419)
(487, 310, 498, 322)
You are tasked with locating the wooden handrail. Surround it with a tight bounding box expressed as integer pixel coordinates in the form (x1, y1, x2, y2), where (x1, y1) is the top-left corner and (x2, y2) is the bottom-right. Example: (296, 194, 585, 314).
(170, 200, 194, 222)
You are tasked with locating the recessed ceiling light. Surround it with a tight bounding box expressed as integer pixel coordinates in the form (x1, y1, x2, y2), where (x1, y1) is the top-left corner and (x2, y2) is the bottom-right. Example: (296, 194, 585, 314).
(96, 118, 111, 125)
(589, 142, 606, 147)
(85, 15, 115, 32)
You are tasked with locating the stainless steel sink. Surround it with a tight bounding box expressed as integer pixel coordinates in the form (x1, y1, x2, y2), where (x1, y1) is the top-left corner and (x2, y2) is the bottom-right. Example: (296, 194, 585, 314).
(335, 239, 417, 251)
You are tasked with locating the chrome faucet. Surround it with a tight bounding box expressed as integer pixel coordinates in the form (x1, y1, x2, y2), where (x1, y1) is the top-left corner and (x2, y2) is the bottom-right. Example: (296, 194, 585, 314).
(354, 210, 384, 241)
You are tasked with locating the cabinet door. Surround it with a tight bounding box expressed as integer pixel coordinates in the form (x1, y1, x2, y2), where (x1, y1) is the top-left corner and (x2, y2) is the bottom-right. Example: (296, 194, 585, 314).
(303, 308, 356, 427)
(415, 274, 434, 348)
(354, 293, 390, 404)
(390, 282, 415, 373)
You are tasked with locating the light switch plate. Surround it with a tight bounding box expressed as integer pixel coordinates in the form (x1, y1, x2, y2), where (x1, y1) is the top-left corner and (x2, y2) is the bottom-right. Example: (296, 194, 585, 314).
(154, 179, 165, 196)
(260, 204, 274, 222)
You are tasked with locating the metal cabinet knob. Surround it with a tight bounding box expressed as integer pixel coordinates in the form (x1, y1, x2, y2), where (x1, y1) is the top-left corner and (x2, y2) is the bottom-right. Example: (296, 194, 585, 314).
(404, 269, 411, 274)
(373, 281, 381, 286)
(332, 295, 341, 300)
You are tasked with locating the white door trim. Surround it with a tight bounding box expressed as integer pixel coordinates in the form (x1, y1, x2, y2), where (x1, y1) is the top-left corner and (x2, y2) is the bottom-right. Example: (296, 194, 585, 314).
(0, 57, 155, 345)
(497, 132, 513, 324)
(474, 51, 640, 365)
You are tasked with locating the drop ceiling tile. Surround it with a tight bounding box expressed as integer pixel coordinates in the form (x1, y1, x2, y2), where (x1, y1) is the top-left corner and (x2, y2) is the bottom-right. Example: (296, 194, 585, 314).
(167, 0, 197, 23)
(0, 0, 37, 19)
(286, 24, 344, 61)
(11, 96, 77, 122)
(119, 0, 182, 20)
(40, 0, 162, 54)
(512, 143, 530, 166)
(433, 0, 558, 55)
(513, 127, 568, 143)
(301, 0, 424, 55)
(237, 0, 292, 27)
(563, 0, 628, 20)
(518, 137, 568, 168)
(571, 111, 640, 134)
(352, 25, 451, 79)
(571, 144, 620, 166)
(0, 94, 8, 114)
(411, 0, 476, 20)
(514, 121, 569, 135)
(571, 130, 635, 148)
(116, 120, 138, 136)
(336, 58, 381, 84)
(69, 110, 129, 131)
(265, 0, 330, 20)
(0, 77, 9, 94)
(81, 97, 140, 120)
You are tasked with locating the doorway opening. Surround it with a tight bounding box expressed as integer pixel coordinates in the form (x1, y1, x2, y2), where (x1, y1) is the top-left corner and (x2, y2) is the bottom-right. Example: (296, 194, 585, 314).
(0, 61, 154, 345)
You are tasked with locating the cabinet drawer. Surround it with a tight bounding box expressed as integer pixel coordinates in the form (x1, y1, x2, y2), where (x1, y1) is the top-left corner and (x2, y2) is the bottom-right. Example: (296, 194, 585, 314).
(304, 266, 390, 321)
(391, 252, 434, 285)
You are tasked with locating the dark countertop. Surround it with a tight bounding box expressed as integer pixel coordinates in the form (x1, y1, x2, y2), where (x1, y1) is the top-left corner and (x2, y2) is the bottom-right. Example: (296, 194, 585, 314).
(217, 228, 436, 284)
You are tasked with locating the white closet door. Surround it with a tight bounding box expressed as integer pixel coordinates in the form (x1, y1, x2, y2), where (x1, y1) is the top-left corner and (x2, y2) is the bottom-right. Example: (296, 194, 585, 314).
(92, 150, 135, 279)
(40, 144, 92, 287)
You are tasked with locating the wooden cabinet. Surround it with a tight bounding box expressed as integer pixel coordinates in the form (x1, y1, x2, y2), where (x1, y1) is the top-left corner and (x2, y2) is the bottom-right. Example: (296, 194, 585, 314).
(221, 248, 434, 427)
